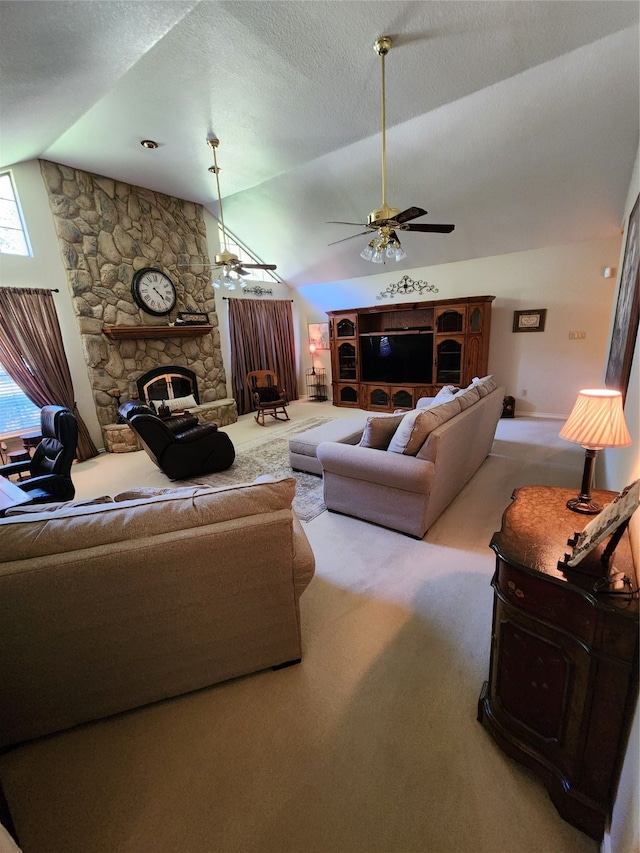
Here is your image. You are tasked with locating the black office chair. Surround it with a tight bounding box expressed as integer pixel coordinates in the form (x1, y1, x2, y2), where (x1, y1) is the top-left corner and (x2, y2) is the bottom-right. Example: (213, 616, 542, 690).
(0, 406, 78, 503)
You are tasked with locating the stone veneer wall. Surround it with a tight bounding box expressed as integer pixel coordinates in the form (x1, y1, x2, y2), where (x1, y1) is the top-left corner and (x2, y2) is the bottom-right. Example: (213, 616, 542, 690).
(38, 159, 229, 438)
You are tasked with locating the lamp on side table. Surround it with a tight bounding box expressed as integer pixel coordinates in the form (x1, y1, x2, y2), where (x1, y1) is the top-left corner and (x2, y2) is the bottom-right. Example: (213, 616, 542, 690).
(559, 389, 631, 514)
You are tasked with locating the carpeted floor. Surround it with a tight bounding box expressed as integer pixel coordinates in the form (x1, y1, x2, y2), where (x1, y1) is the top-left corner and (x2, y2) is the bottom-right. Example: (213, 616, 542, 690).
(0, 407, 606, 853)
(180, 416, 331, 522)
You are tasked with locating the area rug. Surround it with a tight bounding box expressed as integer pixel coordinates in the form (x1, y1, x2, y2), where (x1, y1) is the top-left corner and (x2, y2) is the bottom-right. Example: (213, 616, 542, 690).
(181, 417, 331, 522)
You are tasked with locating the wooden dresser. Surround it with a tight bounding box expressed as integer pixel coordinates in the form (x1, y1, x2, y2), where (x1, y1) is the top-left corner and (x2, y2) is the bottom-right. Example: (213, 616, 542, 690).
(478, 485, 638, 840)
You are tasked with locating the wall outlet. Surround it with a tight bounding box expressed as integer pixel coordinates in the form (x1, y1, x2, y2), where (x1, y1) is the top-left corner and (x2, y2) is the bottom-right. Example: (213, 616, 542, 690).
(569, 331, 586, 340)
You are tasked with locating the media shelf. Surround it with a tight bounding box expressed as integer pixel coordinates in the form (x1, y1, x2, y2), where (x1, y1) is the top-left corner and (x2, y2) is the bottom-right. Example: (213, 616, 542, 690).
(327, 296, 494, 411)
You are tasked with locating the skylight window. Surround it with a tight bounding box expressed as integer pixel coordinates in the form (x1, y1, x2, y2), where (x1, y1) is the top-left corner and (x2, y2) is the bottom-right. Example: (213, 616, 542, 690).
(0, 172, 31, 256)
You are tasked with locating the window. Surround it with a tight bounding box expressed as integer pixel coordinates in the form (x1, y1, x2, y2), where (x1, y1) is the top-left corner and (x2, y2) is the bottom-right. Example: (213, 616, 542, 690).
(0, 363, 40, 435)
(0, 172, 31, 256)
(218, 223, 279, 284)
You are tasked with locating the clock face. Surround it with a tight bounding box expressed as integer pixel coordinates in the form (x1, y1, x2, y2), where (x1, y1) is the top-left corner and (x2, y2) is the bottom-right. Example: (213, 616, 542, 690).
(131, 268, 177, 316)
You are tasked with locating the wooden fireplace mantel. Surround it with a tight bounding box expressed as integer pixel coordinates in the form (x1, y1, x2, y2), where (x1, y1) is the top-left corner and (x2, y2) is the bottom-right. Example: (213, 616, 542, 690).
(103, 325, 213, 340)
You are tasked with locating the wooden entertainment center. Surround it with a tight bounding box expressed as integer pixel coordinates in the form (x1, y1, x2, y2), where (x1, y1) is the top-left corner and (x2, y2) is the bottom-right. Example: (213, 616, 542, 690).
(327, 296, 494, 411)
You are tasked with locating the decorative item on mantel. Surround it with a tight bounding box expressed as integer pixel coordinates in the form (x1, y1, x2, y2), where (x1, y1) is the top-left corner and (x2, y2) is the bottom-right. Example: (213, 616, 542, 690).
(376, 275, 439, 300)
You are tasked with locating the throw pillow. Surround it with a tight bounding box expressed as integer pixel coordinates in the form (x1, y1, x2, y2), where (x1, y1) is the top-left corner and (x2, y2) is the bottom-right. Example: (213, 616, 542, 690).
(387, 397, 462, 456)
(167, 394, 197, 412)
(257, 386, 281, 402)
(359, 412, 405, 450)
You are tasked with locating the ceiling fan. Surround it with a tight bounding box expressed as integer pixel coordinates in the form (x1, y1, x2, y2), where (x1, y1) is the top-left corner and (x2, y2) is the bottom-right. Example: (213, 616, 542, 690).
(180, 138, 277, 290)
(328, 36, 455, 264)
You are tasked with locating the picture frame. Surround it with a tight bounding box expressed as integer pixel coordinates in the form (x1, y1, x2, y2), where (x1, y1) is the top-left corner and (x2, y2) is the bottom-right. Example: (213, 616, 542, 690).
(513, 308, 547, 333)
(605, 193, 639, 402)
(565, 479, 640, 568)
(308, 322, 329, 350)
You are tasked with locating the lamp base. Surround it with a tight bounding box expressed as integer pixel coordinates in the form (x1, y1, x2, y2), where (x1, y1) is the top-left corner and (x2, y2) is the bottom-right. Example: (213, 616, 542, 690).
(566, 495, 602, 514)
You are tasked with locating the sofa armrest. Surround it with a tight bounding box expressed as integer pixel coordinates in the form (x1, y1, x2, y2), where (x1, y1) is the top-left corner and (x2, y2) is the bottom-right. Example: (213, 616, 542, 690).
(317, 441, 434, 494)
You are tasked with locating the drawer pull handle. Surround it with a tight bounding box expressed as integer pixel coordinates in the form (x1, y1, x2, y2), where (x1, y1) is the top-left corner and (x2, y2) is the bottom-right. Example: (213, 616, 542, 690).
(507, 580, 525, 599)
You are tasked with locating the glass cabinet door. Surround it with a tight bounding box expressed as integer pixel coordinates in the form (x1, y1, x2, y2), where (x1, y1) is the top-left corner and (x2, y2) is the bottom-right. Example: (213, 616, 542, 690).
(337, 342, 357, 380)
(436, 337, 464, 384)
(336, 318, 356, 338)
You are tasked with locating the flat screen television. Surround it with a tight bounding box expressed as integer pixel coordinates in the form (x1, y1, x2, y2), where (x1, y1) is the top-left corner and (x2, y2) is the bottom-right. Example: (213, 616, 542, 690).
(360, 334, 433, 384)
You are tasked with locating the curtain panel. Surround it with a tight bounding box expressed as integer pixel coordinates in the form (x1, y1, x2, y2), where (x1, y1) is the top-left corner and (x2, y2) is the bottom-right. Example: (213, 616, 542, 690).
(228, 299, 298, 415)
(0, 287, 98, 461)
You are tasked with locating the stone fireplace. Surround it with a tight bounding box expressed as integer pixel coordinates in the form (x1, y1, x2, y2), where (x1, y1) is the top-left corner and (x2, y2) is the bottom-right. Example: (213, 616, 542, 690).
(38, 159, 238, 446)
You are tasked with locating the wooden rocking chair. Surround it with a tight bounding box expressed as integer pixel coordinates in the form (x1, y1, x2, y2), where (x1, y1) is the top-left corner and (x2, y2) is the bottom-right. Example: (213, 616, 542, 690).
(246, 370, 290, 426)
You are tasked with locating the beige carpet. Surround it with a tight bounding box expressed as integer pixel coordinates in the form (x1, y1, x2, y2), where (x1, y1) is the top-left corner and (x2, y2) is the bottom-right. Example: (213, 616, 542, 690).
(0, 408, 601, 853)
(180, 416, 330, 522)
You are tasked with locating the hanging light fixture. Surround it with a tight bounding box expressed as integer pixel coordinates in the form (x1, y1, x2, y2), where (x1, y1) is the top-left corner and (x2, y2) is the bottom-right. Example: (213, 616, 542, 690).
(207, 138, 276, 290)
(328, 38, 454, 264)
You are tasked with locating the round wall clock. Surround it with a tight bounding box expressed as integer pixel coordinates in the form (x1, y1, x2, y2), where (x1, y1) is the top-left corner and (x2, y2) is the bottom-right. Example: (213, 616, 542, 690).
(131, 268, 177, 316)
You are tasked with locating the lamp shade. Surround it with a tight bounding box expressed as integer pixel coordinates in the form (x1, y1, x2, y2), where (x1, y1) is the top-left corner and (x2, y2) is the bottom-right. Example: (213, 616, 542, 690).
(560, 389, 631, 449)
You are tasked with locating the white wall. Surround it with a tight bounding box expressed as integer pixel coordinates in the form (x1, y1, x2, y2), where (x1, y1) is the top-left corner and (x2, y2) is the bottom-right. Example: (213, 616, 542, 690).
(0, 160, 102, 447)
(296, 237, 621, 418)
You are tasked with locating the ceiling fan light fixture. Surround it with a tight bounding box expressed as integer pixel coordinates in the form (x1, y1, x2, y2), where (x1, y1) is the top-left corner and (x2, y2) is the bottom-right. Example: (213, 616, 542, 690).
(223, 275, 235, 290)
(394, 244, 407, 262)
(212, 276, 222, 289)
(360, 241, 375, 261)
(371, 248, 384, 264)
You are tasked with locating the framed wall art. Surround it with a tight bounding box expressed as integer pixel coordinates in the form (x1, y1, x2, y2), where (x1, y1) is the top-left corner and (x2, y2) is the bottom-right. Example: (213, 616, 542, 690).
(513, 308, 547, 333)
(605, 193, 639, 402)
(308, 322, 329, 350)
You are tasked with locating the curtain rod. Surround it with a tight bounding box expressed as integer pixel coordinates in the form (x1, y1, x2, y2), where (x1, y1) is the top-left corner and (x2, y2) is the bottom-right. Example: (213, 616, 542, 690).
(222, 296, 293, 302)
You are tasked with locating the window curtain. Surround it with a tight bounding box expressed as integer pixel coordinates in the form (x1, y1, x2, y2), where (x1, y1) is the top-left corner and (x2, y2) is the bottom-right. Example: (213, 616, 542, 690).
(228, 298, 298, 415)
(0, 287, 99, 462)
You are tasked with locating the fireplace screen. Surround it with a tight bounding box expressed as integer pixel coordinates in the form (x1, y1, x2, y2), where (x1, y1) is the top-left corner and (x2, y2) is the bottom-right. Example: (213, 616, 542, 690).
(137, 366, 199, 406)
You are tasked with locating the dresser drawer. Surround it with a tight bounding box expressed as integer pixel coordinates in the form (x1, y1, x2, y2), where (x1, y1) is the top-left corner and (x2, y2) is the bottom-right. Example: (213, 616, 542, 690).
(496, 560, 596, 646)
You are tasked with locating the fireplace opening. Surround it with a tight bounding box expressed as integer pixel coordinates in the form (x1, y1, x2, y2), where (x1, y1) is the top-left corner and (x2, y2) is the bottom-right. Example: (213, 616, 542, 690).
(137, 366, 199, 407)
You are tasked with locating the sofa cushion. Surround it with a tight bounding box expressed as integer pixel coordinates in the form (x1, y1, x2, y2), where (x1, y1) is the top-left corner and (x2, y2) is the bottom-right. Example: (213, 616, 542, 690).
(359, 412, 405, 450)
(472, 375, 497, 397)
(387, 397, 462, 456)
(0, 478, 297, 563)
(456, 385, 481, 410)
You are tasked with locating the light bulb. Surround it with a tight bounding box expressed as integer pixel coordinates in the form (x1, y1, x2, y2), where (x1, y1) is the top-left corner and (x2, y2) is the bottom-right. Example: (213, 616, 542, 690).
(212, 277, 222, 289)
(360, 242, 374, 261)
(394, 245, 407, 262)
(371, 248, 384, 264)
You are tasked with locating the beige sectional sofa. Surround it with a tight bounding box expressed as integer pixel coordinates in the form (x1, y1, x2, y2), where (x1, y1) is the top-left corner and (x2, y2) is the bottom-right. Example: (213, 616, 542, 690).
(317, 378, 504, 538)
(0, 477, 315, 749)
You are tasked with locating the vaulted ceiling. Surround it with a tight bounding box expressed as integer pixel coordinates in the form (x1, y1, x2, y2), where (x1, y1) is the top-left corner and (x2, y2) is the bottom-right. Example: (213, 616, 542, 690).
(1, 1, 638, 287)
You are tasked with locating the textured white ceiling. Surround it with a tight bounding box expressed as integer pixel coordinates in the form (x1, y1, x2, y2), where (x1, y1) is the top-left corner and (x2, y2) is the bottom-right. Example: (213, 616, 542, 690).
(1, 0, 638, 286)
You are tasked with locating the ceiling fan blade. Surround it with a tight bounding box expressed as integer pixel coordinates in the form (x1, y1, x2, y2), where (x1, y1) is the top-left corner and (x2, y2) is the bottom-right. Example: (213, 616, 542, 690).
(327, 220, 368, 227)
(329, 230, 372, 246)
(395, 206, 428, 224)
(239, 263, 277, 270)
(404, 223, 455, 233)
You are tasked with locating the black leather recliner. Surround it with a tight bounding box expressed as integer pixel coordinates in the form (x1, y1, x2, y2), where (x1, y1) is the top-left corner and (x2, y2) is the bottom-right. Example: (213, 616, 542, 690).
(118, 400, 235, 480)
(0, 405, 78, 503)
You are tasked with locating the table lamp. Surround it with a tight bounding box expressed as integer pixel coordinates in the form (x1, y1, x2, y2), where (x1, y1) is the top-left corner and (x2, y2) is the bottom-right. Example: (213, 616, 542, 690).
(309, 342, 317, 375)
(559, 389, 631, 514)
